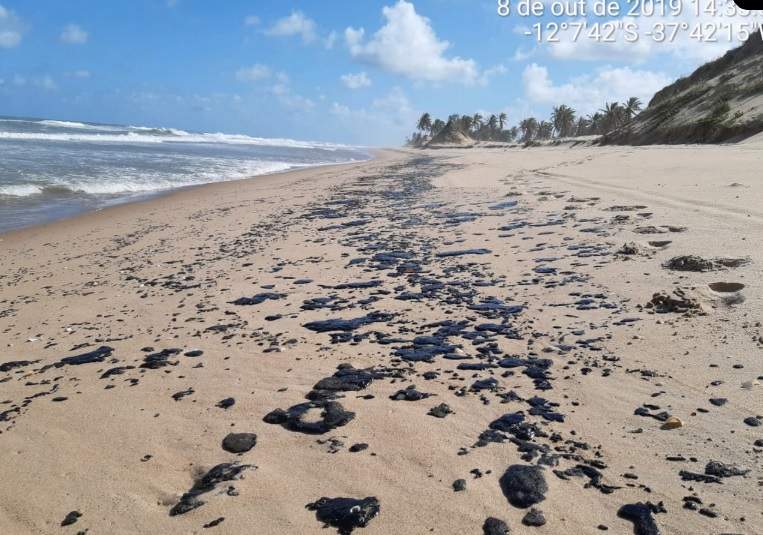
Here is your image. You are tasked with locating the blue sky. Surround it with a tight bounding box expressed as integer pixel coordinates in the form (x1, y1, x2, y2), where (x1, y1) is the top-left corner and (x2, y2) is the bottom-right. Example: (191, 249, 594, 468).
(0, 0, 753, 145)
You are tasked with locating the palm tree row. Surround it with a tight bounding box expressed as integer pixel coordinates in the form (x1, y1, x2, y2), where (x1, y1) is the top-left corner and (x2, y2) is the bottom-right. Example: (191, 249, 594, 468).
(407, 97, 643, 146)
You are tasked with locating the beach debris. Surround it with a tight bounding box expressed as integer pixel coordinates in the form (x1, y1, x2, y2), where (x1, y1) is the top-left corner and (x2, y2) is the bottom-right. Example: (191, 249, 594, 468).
(660, 416, 683, 430)
(428, 403, 453, 418)
(645, 289, 703, 315)
(170, 462, 254, 516)
(263, 400, 355, 434)
(452, 479, 467, 492)
(229, 292, 286, 306)
(221, 433, 257, 454)
(704, 460, 749, 478)
(617, 502, 665, 535)
(61, 511, 82, 526)
(522, 508, 546, 527)
(306, 496, 380, 534)
(663, 256, 750, 272)
(390, 385, 430, 401)
(500, 464, 548, 508)
(482, 517, 510, 534)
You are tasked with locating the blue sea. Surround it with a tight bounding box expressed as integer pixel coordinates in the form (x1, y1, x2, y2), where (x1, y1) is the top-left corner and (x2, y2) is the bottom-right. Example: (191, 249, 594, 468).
(0, 116, 370, 233)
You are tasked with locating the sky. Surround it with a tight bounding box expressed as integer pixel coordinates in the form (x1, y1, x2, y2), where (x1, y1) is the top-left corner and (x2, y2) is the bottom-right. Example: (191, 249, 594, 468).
(0, 0, 756, 145)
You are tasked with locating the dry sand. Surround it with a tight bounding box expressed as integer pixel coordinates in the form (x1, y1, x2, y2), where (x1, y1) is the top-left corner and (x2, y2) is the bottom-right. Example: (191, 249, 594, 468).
(0, 144, 762, 534)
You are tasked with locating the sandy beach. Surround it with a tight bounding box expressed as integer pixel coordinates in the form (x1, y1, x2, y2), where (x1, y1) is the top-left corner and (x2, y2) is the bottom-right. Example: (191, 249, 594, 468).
(1, 144, 762, 534)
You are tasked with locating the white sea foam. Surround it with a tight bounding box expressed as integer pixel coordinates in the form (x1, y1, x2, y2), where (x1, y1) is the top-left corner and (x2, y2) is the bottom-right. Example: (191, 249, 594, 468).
(39, 120, 105, 130)
(0, 160, 318, 197)
(0, 119, 353, 150)
(0, 184, 45, 197)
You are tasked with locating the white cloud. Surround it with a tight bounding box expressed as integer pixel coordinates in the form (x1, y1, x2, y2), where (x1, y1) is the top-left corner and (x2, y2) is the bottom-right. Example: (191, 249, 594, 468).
(324, 30, 337, 50)
(522, 63, 671, 114)
(272, 84, 315, 111)
(544, 5, 756, 65)
(236, 64, 271, 82)
(268, 73, 315, 111)
(345, 0, 480, 85)
(36, 75, 57, 90)
(60, 24, 88, 44)
(330, 87, 418, 145)
(0, 5, 23, 48)
(265, 11, 317, 44)
(479, 64, 507, 85)
(11, 74, 58, 90)
(340, 72, 372, 89)
(244, 15, 260, 26)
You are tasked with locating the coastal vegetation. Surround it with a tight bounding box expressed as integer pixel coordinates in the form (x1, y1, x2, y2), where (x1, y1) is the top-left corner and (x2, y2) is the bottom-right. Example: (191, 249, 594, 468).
(407, 97, 642, 146)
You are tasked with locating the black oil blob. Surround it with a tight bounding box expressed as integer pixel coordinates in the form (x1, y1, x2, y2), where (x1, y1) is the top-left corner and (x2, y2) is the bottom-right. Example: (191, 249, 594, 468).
(306, 496, 380, 534)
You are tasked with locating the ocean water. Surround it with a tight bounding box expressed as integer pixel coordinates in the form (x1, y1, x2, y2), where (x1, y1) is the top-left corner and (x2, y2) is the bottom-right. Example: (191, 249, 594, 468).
(0, 116, 370, 233)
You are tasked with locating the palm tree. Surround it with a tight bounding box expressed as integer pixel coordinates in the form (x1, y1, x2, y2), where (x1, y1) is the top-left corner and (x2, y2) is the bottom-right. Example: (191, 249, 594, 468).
(498, 112, 507, 131)
(519, 117, 538, 142)
(487, 114, 499, 139)
(460, 115, 473, 133)
(431, 119, 446, 137)
(574, 116, 591, 136)
(551, 104, 576, 138)
(507, 126, 518, 142)
(600, 102, 625, 133)
(537, 120, 553, 140)
(417, 113, 433, 135)
(623, 97, 643, 121)
(472, 113, 483, 133)
(587, 113, 603, 135)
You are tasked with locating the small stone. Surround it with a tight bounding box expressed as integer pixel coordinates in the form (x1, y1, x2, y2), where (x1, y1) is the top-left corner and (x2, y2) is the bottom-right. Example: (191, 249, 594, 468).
(522, 508, 546, 527)
(661, 416, 683, 430)
(452, 479, 467, 492)
(349, 443, 369, 453)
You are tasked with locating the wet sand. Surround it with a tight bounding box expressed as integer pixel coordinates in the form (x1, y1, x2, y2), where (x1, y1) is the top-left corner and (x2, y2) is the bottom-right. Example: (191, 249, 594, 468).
(1, 144, 762, 534)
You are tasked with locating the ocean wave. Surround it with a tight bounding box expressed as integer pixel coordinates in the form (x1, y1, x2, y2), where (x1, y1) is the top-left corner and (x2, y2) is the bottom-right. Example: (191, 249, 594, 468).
(38, 119, 107, 130)
(0, 120, 355, 151)
(0, 184, 45, 197)
(0, 161, 317, 198)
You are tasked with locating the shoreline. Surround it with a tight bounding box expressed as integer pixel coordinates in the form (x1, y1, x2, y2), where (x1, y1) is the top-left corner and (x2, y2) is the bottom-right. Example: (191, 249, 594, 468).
(1, 144, 761, 534)
(0, 151, 385, 241)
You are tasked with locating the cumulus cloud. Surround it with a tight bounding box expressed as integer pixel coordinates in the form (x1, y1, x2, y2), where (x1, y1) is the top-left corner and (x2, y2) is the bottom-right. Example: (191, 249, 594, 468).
(522, 63, 671, 113)
(331, 87, 416, 129)
(0, 5, 23, 48)
(61, 24, 88, 44)
(340, 72, 372, 89)
(324, 30, 337, 50)
(236, 64, 272, 82)
(271, 82, 315, 111)
(244, 15, 260, 26)
(345, 0, 481, 85)
(265, 11, 317, 44)
(544, 3, 756, 65)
